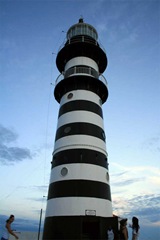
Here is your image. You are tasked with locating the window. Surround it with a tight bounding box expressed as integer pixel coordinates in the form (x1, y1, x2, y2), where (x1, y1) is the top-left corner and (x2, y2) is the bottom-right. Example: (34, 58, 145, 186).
(61, 167, 68, 177)
(106, 172, 109, 181)
(67, 93, 73, 99)
(101, 131, 106, 140)
(64, 126, 71, 133)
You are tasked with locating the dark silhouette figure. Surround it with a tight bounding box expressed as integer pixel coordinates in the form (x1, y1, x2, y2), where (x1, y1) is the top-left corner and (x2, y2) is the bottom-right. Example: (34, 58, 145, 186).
(119, 218, 128, 240)
(1, 215, 19, 240)
(130, 216, 140, 240)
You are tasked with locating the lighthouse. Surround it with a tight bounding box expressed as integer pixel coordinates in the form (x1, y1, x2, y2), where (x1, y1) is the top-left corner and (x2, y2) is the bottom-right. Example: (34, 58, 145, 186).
(43, 18, 118, 239)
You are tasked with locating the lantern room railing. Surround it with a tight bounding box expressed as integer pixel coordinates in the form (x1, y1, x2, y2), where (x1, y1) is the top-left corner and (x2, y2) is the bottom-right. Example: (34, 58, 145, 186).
(58, 35, 106, 54)
(55, 66, 108, 87)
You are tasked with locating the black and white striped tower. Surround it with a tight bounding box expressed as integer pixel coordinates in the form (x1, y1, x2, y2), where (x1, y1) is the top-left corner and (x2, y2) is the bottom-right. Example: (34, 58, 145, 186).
(43, 18, 117, 240)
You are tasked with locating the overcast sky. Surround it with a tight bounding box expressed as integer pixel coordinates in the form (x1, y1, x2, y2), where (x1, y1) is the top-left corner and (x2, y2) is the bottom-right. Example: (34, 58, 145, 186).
(0, 0, 160, 239)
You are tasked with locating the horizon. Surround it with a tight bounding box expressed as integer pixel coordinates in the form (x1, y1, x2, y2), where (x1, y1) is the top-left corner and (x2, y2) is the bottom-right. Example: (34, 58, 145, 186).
(0, 213, 159, 240)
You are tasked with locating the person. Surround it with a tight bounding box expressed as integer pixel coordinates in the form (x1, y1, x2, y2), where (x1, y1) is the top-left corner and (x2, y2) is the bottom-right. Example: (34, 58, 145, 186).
(1, 215, 19, 240)
(119, 218, 128, 240)
(107, 226, 114, 240)
(130, 216, 140, 240)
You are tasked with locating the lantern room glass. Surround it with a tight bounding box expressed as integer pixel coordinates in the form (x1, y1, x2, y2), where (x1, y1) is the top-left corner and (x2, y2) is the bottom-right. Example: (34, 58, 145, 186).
(67, 23, 98, 41)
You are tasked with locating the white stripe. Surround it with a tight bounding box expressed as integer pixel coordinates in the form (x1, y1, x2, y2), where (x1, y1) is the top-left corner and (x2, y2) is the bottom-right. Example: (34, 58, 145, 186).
(64, 57, 98, 72)
(45, 197, 112, 217)
(53, 135, 107, 155)
(50, 164, 109, 184)
(60, 90, 101, 106)
(57, 111, 104, 128)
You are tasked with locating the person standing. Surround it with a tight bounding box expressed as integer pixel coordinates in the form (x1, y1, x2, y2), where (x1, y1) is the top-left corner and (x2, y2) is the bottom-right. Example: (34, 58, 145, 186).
(130, 216, 140, 240)
(107, 226, 114, 240)
(1, 215, 19, 240)
(119, 218, 128, 240)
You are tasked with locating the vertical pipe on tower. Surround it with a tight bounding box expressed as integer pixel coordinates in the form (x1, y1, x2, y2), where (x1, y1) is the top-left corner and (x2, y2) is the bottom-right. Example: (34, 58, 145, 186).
(43, 18, 117, 240)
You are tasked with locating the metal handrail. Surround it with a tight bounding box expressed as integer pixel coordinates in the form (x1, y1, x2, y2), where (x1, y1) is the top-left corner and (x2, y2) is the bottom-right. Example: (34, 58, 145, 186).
(99, 75, 108, 86)
(55, 71, 108, 87)
(58, 35, 106, 54)
(64, 66, 99, 79)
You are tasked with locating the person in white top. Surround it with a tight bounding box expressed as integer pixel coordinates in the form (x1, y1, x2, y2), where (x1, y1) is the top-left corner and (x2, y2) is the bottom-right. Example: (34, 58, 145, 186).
(129, 216, 140, 240)
(1, 215, 19, 240)
(107, 226, 114, 240)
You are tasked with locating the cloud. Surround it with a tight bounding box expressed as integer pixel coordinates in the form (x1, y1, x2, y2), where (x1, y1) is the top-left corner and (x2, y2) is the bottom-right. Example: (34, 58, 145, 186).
(0, 124, 18, 144)
(0, 124, 33, 165)
(25, 185, 48, 195)
(112, 177, 144, 187)
(149, 176, 160, 185)
(33, 185, 48, 192)
(111, 162, 160, 227)
(112, 193, 160, 226)
(142, 135, 160, 152)
(111, 171, 128, 177)
(110, 169, 145, 188)
(128, 194, 160, 209)
(111, 162, 160, 176)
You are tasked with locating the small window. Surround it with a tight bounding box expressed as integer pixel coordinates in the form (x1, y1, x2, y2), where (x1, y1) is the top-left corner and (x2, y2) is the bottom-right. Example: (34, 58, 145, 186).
(106, 172, 109, 181)
(61, 167, 68, 177)
(67, 93, 73, 99)
(64, 126, 71, 133)
(99, 99, 102, 105)
(101, 131, 106, 140)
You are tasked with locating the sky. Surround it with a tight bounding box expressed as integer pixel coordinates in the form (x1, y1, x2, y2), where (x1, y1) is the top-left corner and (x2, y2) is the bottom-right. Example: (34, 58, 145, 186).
(0, 0, 160, 239)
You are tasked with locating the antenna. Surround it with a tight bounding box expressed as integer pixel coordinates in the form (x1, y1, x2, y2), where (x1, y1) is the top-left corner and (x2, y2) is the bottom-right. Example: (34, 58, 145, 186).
(79, 15, 84, 23)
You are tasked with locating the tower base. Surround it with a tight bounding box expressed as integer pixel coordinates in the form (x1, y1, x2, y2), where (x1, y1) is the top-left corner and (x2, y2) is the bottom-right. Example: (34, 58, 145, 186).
(42, 216, 118, 240)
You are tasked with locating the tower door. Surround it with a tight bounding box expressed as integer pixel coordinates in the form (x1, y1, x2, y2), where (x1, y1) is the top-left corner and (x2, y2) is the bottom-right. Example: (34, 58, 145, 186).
(82, 221, 100, 239)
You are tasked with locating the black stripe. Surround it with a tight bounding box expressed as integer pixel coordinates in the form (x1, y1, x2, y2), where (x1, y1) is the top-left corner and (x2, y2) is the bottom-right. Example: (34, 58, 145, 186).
(58, 100, 103, 118)
(54, 76, 108, 104)
(55, 122, 106, 141)
(43, 216, 118, 240)
(48, 180, 111, 201)
(52, 149, 108, 169)
(56, 42, 107, 74)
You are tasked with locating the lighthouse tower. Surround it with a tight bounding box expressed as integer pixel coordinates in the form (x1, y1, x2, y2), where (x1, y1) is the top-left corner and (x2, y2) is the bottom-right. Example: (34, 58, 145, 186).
(43, 18, 117, 240)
